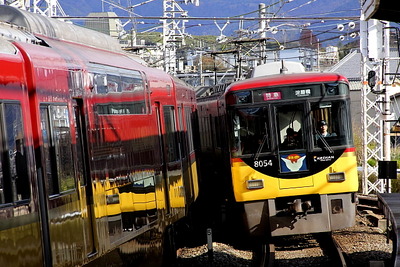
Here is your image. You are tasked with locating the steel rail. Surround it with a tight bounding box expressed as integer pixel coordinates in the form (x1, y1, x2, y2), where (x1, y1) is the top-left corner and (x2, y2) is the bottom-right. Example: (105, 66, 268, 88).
(378, 193, 400, 267)
(315, 232, 348, 267)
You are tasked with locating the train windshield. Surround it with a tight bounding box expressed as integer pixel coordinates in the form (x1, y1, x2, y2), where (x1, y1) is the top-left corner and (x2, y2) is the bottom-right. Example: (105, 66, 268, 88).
(276, 104, 305, 151)
(229, 99, 352, 156)
(231, 107, 270, 156)
(310, 100, 353, 148)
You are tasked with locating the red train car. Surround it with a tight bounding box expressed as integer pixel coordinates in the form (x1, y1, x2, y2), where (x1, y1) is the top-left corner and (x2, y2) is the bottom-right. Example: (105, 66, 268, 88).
(0, 6, 198, 266)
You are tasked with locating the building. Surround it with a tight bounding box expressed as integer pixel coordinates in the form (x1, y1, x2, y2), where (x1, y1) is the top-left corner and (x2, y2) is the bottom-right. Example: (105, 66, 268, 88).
(85, 12, 123, 39)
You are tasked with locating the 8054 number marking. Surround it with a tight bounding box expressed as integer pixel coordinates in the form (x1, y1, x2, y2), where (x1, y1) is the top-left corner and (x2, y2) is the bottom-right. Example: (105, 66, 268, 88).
(254, 159, 272, 168)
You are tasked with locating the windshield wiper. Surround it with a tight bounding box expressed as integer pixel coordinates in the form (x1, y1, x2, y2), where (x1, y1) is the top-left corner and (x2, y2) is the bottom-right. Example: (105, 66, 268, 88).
(254, 134, 268, 160)
(316, 132, 334, 153)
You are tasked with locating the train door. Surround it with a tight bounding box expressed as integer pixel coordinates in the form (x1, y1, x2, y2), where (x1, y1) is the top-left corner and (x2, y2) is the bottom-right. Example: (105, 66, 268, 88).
(155, 103, 185, 214)
(73, 99, 96, 257)
(0, 102, 43, 266)
(155, 103, 171, 214)
(275, 103, 309, 173)
(162, 105, 185, 212)
(178, 106, 194, 207)
(39, 104, 89, 265)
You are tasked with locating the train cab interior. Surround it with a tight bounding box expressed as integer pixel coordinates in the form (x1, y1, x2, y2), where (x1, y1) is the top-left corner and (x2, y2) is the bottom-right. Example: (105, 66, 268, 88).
(230, 98, 353, 158)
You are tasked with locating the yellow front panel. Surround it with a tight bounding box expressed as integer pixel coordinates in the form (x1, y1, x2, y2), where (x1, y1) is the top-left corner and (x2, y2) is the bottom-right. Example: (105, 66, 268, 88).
(279, 176, 314, 189)
(232, 151, 358, 202)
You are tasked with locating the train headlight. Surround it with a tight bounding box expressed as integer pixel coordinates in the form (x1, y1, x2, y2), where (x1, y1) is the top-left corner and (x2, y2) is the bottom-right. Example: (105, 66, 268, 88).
(327, 172, 345, 182)
(246, 179, 264, 189)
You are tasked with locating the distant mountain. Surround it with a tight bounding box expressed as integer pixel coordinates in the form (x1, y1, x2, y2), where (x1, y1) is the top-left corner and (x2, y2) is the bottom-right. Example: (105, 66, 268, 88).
(58, 0, 361, 46)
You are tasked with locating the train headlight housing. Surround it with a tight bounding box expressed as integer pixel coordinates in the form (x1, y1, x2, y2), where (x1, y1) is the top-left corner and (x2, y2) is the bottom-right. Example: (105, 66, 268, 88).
(327, 172, 345, 182)
(247, 179, 264, 189)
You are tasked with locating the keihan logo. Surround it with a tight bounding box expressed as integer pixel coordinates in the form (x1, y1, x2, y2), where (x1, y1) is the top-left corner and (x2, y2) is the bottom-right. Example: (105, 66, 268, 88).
(281, 153, 307, 172)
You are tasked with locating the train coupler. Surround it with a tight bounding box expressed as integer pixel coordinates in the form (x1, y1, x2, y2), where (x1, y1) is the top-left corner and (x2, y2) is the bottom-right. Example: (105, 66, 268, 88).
(288, 199, 313, 216)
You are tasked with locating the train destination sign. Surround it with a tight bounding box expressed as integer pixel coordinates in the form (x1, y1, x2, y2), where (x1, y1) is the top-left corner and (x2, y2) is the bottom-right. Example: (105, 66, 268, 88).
(263, 91, 282, 101)
(294, 88, 311, 97)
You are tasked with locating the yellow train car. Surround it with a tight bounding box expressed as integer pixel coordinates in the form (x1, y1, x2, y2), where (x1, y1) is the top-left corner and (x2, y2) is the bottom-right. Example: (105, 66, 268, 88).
(196, 69, 358, 246)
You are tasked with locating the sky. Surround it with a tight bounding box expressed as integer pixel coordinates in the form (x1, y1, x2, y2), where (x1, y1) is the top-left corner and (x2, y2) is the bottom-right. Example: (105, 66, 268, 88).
(58, 0, 361, 46)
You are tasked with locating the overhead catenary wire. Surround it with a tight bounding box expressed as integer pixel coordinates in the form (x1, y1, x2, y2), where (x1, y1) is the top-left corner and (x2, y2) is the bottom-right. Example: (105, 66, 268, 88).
(280, 0, 318, 17)
(54, 15, 360, 21)
(96, 0, 361, 75)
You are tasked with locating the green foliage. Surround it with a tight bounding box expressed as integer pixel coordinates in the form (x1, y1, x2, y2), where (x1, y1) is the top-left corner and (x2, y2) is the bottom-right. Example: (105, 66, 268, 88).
(367, 158, 377, 167)
(134, 32, 163, 45)
(352, 127, 377, 168)
(337, 39, 359, 60)
(391, 147, 400, 168)
(353, 128, 363, 167)
(391, 178, 400, 193)
(390, 148, 400, 192)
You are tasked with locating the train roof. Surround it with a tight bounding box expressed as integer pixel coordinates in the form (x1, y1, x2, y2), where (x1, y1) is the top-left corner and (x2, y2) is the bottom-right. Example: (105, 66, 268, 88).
(247, 61, 306, 78)
(0, 5, 122, 53)
(227, 72, 349, 92)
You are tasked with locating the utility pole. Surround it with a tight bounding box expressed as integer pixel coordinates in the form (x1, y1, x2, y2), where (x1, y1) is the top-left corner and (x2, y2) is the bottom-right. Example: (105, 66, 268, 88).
(3, 0, 66, 17)
(259, 3, 266, 39)
(162, 0, 199, 74)
(32, 0, 66, 17)
(1, 0, 29, 9)
(360, 14, 395, 194)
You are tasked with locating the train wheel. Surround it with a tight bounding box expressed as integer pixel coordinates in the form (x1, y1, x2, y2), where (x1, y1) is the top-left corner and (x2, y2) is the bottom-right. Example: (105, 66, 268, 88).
(252, 242, 274, 267)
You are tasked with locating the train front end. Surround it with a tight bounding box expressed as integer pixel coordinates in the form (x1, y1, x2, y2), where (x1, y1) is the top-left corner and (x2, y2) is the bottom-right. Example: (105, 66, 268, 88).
(224, 73, 358, 237)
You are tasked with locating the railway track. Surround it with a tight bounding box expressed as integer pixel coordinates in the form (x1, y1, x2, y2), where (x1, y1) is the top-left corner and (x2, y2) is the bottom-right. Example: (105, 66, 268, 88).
(175, 194, 391, 266)
(175, 214, 391, 266)
(357, 194, 379, 212)
(252, 232, 348, 267)
(315, 233, 348, 266)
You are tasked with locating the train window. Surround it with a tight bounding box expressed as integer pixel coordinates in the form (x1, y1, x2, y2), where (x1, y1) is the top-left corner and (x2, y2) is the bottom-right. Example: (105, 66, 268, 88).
(177, 107, 186, 156)
(276, 104, 304, 151)
(92, 71, 147, 115)
(41, 105, 75, 195)
(40, 107, 55, 194)
(107, 74, 121, 93)
(163, 106, 180, 162)
(121, 76, 134, 92)
(0, 103, 30, 204)
(230, 107, 270, 156)
(67, 69, 84, 97)
(94, 74, 108, 94)
(312, 100, 352, 147)
(122, 72, 145, 93)
(94, 72, 146, 95)
(96, 102, 145, 115)
(199, 115, 211, 149)
(89, 64, 150, 115)
(184, 107, 195, 153)
(73, 105, 86, 187)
